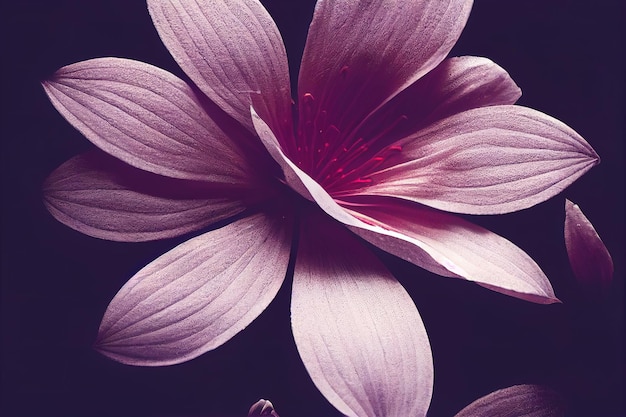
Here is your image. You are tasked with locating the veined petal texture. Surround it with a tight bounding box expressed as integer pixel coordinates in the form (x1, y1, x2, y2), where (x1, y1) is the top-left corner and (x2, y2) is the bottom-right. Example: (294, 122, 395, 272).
(354, 105, 599, 214)
(148, 0, 293, 138)
(43, 151, 249, 242)
(96, 211, 293, 366)
(292, 212, 433, 417)
(298, 0, 473, 140)
(42, 58, 256, 184)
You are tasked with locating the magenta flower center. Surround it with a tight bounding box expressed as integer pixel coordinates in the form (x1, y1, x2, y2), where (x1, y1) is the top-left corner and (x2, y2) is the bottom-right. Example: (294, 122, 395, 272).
(289, 79, 407, 197)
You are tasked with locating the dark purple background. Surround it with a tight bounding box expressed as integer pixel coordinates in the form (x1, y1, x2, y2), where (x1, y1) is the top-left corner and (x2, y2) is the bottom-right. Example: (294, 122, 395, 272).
(2, 1, 624, 416)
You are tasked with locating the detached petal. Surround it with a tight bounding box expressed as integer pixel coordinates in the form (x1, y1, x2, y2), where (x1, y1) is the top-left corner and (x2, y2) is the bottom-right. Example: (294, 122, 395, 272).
(353, 105, 599, 214)
(96, 212, 293, 366)
(43, 151, 249, 242)
(298, 0, 472, 138)
(253, 109, 557, 303)
(292, 212, 433, 417)
(248, 399, 279, 417)
(454, 384, 565, 417)
(148, 0, 293, 138)
(42, 58, 257, 184)
(353, 56, 522, 151)
(565, 199, 613, 292)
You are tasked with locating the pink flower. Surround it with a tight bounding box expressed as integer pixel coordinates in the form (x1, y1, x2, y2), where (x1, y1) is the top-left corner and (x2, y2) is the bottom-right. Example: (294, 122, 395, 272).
(42, 1, 598, 416)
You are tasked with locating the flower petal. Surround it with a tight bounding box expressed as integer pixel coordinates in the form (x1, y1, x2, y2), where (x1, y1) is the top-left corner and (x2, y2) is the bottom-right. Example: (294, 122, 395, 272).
(42, 58, 259, 184)
(454, 384, 565, 417)
(298, 0, 472, 140)
(350, 105, 599, 214)
(345, 196, 558, 304)
(253, 108, 558, 303)
(292, 212, 433, 417)
(248, 399, 279, 417)
(352, 56, 522, 151)
(95, 211, 293, 366)
(43, 151, 249, 242)
(565, 199, 613, 292)
(148, 0, 293, 137)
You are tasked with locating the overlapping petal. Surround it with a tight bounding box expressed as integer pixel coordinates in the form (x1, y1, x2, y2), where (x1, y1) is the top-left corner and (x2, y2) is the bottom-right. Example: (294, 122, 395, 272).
(253, 109, 557, 303)
(298, 0, 473, 140)
(96, 211, 293, 366)
(454, 384, 565, 417)
(42, 57, 257, 184)
(148, 0, 293, 139)
(292, 211, 433, 417)
(348, 105, 599, 214)
(352, 56, 522, 151)
(43, 151, 249, 242)
(565, 199, 613, 291)
(344, 196, 558, 304)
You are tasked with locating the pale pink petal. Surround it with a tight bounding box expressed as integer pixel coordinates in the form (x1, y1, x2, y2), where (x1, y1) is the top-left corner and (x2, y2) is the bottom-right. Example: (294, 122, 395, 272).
(253, 108, 558, 303)
(346, 105, 599, 215)
(565, 199, 614, 292)
(297, 0, 472, 145)
(292, 212, 433, 417)
(95, 212, 293, 366)
(43, 151, 250, 242)
(454, 385, 565, 417)
(42, 58, 259, 184)
(148, 0, 293, 138)
(344, 196, 558, 304)
(248, 399, 279, 417)
(352, 56, 522, 152)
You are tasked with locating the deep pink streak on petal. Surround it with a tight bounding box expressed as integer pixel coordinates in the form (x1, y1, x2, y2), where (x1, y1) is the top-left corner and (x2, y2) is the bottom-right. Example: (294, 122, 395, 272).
(95, 211, 293, 366)
(292, 210, 433, 417)
(43, 151, 251, 242)
(42, 58, 260, 184)
(147, 0, 293, 140)
(565, 199, 614, 292)
(454, 384, 565, 417)
(349, 105, 599, 214)
(296, 0, 473, 155)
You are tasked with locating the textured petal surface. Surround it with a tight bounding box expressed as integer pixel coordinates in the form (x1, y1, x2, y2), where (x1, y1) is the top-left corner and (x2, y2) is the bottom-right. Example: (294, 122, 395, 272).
(42, 58, 257, 184)
(253, 109, 558, 303)
(96, 212, 293, 366)
(148, 0, 293, 138)
(43, 151, 249, 242)
(297, 0, 472, 144)
(344, 197, 558, 304)
(454, 385, 565, 417)
(352, 56, 522, 151)
(349, 105, 599, 214)
(292, 211, 433, 417)
(565, 199, 613, 291)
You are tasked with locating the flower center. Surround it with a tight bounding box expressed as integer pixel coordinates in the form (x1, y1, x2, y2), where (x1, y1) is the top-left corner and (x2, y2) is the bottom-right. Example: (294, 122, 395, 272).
(292, 82, 407, 196)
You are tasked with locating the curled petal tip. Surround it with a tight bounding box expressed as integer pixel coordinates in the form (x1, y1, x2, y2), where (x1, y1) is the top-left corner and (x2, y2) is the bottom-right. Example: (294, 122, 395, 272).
(248, 399, 279, 417)
(565, 199, 614, 294)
